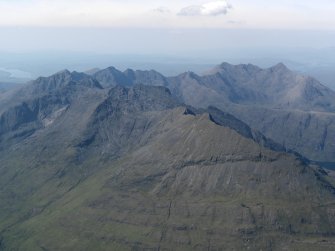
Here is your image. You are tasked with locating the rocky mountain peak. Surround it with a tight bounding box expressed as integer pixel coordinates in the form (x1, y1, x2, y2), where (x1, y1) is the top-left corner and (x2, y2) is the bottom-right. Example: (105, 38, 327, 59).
(93, 66, 131, 87)
(123, 68, 136, 79)
(269, 62, 289, 72)
(55, 69, 71, 76)
(207, 62, 262, 77)
(31, 70, 102, 94)
(105, 66, 121, 72)
(179, 71, 200, 80)
(219, 62, 260, 71)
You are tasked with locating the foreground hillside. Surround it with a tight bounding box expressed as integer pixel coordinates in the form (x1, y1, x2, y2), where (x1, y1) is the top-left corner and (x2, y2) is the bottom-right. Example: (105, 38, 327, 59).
(0, 71, 334, 250)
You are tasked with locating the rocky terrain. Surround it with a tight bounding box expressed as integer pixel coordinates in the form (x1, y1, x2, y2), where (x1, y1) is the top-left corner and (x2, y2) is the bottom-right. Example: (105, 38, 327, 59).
(0, 70, 334, 250)
(91, 63, 335, 166)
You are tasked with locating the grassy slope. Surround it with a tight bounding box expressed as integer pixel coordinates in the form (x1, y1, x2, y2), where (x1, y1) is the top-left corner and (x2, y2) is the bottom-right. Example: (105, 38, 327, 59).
(0, 109, 335, 250)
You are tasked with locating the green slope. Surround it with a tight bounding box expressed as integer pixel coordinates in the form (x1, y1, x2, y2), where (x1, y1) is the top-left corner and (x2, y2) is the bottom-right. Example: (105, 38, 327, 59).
(0, 106, 335, 250)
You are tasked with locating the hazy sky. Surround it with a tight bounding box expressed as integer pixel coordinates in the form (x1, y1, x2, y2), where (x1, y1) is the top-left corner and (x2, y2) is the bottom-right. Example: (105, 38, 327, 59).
(1, 0, 335, 53)
(0, 0, 334, 29)
(1, 0, 335, 76)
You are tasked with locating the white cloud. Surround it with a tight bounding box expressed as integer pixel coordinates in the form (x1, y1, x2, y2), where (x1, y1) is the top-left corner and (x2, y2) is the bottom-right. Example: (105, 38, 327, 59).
(178, 0, 232, 16)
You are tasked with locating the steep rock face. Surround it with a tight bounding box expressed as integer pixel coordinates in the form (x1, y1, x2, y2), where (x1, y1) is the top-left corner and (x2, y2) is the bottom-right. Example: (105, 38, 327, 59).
(227, 106, 335, 163)
(0, 70, 102, 115)
(0, 70, 105, 146)
(207, 106, 288, 153)
(0, 94, 69, 144)
(78, 85, 180, 158)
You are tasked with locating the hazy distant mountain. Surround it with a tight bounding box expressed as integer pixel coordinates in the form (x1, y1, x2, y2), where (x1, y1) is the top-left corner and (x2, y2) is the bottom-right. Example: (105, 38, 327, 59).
(0, 73, 334, 250)
(166, 63, 335, 112)
(93, 62, 335, 113)
(93, 66, 168, 88)
(91, 63, 335, 165)
(205, 62, 335, 111)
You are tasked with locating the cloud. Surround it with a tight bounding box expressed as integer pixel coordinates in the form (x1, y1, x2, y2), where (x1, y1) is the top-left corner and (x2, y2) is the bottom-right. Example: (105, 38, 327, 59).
(152, 7, 171, 14)
(178, 0, 232, 16)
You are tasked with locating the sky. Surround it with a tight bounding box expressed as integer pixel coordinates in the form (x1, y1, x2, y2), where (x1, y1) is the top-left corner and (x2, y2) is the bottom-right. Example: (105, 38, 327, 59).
(0, 0, 335, 29)
(0, 0, 334, 53)
(1, 0, 335, 87)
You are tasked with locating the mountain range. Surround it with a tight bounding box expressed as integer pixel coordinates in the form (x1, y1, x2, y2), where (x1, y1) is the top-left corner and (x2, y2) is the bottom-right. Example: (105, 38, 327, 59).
(0, 64, 334, 250)
(91, 63, 335, 166)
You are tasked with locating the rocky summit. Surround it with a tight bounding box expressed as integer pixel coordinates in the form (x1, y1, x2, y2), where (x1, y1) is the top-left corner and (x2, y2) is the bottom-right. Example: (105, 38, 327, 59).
(0, 68, 334, 250)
